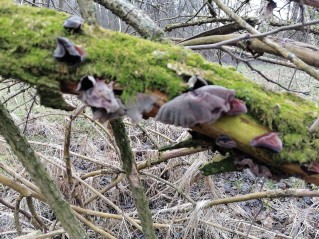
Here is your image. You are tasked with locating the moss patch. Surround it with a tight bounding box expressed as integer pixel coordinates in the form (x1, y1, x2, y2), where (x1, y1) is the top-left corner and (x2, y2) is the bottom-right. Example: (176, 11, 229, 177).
(1, 0, 319, 164)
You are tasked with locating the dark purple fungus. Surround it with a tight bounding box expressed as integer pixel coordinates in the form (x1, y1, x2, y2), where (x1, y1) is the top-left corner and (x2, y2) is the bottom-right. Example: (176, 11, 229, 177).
(187, 75, 208, 89)
(250, 132, 283, 153)
(215, 135, 237, 149)
(226, 98, 247, 115)
(77, 76, 122, 121)
(155, 85, 236, 128)
(64, 15, 84, 31)
(53, 37, 85, 65)
(235, 158, 272, 178)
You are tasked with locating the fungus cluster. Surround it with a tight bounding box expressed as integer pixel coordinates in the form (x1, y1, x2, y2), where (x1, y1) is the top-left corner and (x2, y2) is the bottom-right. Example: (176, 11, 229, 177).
(156, 77, 283, 153)
(53, 16, 156, 123)
(155, 85, 247, 128)
(53, 16, 284, 154)
(77, 76, 156, 123)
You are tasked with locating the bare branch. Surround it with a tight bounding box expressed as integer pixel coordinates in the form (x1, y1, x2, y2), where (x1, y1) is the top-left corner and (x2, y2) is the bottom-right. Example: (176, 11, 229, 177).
(212, 0, 319, 80)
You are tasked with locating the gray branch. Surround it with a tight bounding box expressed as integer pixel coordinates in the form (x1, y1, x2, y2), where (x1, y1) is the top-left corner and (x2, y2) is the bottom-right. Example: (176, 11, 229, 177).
(94, 0, 165, 41)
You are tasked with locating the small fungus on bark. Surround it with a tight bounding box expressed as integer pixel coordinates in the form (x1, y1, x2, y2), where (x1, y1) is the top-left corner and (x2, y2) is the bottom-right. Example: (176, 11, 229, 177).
(225, 98, 247, 115)
(77, 76, 121, 120)
(187, 75, 208, 89)
(63, 15, 84, 32)
(155, 85, 246, 128)
(53, 37, 85, 65)
(235, 158, 272, 178)
(250, 132, 283, 153)
(301, 163, 319, 175)
(215, 135, 237, 149)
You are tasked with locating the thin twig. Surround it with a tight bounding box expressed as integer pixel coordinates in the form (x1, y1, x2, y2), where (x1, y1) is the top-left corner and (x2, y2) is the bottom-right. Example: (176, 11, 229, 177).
(141, 171, 196, 206)
(74, 212, 117, 239)
(136, 123, 159, 149)
(63, 104, 86, 195)
(26, 197, 48, 231)
(184, 19, 319, 49)
(185, 2, 207, 23)
(200, 220, 259, 239)
(212, 0, 319, 80)
(33, 229, 65, 239)
(22, 94, 37, 133)
(72, 205, 169, 229)
(84, 174, 125, 206)
(220, 46, 309, 94)
(14, 195, 24, 235)
(204, 189, 319, 208)
(2, 86, 31, 104)
(0, 198, 31, 220)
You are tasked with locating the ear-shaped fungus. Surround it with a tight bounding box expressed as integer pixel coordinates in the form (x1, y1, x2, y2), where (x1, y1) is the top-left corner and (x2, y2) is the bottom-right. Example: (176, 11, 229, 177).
(53, 37, 85, 65)
(63, 15, 84, 31)
(77, 76, 124, 122)
(155, 85, 238, 127)
(250, 132, 283, 153)
(215, 135, 237, 149)
(226, 98, 247, 115)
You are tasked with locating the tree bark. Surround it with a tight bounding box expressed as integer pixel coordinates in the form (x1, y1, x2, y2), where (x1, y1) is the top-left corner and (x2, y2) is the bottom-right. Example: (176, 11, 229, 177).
(110, 119, 156, 239)
(94, 0, 165, 40)
(181, 34, 319, 68)
(77, 0, 98, 25)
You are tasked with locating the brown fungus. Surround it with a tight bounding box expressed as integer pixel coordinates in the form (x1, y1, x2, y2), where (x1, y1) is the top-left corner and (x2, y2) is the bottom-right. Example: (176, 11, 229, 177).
(250, 132, 283, 153)
(235, 158, 272, 178)
(155, 85, 237, 128)
(63, 15, 84, 32)
(53, 37, 85, 65)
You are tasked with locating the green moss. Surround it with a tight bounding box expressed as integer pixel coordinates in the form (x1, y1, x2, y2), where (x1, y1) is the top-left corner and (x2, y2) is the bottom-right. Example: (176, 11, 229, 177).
(1, 1, 319, 164)
(200, 154, 236, 176)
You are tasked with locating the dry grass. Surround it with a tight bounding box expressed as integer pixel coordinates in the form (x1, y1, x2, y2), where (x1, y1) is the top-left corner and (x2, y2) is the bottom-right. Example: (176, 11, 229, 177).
(0, 76, 319, 239)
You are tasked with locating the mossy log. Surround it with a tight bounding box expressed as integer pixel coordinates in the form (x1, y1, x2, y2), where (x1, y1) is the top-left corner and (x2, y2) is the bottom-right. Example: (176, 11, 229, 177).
(1, 0, 319, 184)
